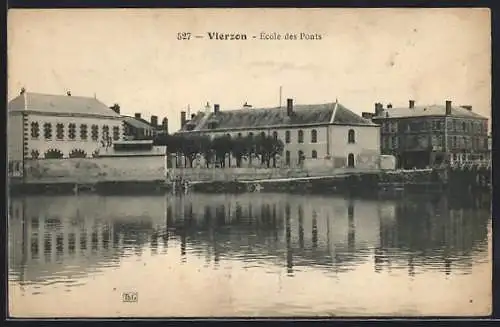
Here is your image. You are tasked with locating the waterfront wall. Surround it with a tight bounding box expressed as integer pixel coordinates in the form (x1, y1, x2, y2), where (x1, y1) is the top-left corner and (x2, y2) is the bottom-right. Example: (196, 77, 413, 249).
(22, 157, 165, 184)
(171, 167, 381, 182)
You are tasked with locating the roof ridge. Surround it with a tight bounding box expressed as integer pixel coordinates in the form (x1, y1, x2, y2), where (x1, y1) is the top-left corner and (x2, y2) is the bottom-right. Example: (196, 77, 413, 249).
(25, 91, 100, 100)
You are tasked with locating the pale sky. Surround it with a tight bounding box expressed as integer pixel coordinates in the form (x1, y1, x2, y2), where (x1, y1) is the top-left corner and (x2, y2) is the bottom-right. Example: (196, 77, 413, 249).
(8, 8, 491, 132)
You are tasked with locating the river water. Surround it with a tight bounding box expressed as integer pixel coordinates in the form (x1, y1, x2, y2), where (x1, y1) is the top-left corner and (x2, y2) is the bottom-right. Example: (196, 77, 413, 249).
(8, 192, 491, 317)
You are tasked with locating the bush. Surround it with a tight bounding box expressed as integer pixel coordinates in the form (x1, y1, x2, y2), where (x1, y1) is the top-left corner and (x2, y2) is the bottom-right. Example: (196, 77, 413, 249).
(69, 149, 87, 158)
(44, 149, 64, 159)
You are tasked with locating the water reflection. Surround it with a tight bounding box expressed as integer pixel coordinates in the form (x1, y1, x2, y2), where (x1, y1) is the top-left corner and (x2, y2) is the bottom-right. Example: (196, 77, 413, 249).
(8, 192, 491, 315)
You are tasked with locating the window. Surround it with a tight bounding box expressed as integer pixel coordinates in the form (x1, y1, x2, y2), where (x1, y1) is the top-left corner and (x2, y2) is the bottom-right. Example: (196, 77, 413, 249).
(391, 121, 398, 133)
(248, 132, 254, 138)
(102, 125, 110, 140)
(347, 153, 355, 167)
(285, 151, 290, 166)
(272, 131, 278, 140)
(311, 129, 317, 143)
(30, 122, 40, 139)
(43, 123, 52, 140)
(285, 131, 291, 143)
(383, 136, 390, 149)
(68, 123, 76, 140)
(91, 125, 99, 141)
(260, 131, 266, 139)
(462, 122, 467, 132)
(30, 149, 40, 159)
(56, 123, 64, 140)
(113, 126, 120, 141)
(311, 150, 318, 159)
(436, 120, 442, 130)
(80, 124, 88, 140)
(348, 129, 355, 143)
(298, 150, 304, 164)
(237, 132, 242, 138)
(298, 130, 304, 143)
(391, 136, 398, 149)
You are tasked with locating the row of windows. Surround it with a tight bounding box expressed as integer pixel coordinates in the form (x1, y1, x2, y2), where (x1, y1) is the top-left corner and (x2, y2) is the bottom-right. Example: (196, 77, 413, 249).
(397, 119, 487, 134)
(31, 122, 120, 141)
(283, 151, 355, 167)
(382, 135, 487, 151)
(448, 136, 488, 150)
(229, 129, 356, 144)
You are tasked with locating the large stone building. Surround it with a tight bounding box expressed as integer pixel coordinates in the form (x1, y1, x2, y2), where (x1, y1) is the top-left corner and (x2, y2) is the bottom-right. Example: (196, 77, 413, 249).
(8, 90, 124, 173)
(176, 98, 380, 169)
(362, 100, 489, 169)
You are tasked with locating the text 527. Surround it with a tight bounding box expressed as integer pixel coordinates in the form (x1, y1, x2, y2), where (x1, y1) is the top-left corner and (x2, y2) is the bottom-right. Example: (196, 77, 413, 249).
(177, 32, 191, 40)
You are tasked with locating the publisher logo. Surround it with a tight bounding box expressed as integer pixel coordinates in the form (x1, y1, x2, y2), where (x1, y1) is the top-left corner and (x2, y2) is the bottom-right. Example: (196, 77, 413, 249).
(122, 292, 138, 303)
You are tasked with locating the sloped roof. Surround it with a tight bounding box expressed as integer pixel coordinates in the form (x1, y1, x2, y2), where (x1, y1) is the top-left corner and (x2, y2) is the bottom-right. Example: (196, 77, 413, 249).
(122, 116, 155, 129)
(179, 102, 376, 132)
(8, 92, 121, 118)
(373, 105, 487, 119)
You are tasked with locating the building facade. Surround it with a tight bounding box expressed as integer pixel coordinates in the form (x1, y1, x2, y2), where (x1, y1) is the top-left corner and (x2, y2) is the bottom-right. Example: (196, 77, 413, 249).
(8, 91, 124, 174)
(122, 113, 168, 140)
(362, 100, 489, 169)
(176, 98, 380, 169)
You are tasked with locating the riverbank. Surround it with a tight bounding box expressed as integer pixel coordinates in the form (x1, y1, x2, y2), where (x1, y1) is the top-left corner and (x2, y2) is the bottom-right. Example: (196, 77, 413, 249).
(9, 166, 491, 198)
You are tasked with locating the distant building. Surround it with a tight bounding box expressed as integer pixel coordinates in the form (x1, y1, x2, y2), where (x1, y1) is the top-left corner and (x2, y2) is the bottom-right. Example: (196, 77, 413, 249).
(122, 113, 167, 140)
(7, 90, 123, 175)
(362, 100, 489, 169)
(177, 98, 380, 169)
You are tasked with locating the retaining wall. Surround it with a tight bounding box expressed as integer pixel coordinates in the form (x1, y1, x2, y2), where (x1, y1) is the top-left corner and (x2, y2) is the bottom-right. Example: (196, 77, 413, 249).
(23, 157, 165, 184)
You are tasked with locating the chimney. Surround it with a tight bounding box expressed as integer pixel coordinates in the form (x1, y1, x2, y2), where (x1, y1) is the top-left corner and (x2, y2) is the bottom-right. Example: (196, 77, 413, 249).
(374, 102, 384, 116)
(180, 111, 187, 127)
(409, 100, 415, 109)
(286, 98, 293, 116)
(214, 104, 220, 114)
(445, 100, 452, 115)
(362, 112, 374, 120)
(67, 91, 72, 96)
(20, 87, 26, 95)
(162, 117, 169, 134)
(387, 103, 393, 109)
(461, 105, 472, 111)
(150, 115, 158, 127)
(135, 113, 141, 119)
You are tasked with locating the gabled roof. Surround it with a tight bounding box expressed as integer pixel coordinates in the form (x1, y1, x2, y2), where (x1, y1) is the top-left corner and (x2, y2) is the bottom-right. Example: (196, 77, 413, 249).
(8, 92, 121, 118)
(373, 105, 487, 119)
(179, 102, 376, 132)
(122, 116, 155, 129)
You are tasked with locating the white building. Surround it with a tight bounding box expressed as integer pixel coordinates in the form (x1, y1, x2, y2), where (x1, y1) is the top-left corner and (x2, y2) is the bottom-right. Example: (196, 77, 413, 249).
(176, 98, 381, 169)
(8, 90, 123, 175)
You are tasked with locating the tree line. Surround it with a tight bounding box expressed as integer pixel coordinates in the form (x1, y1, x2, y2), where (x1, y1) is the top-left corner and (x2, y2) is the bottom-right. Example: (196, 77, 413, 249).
(154, 133, 285, 168)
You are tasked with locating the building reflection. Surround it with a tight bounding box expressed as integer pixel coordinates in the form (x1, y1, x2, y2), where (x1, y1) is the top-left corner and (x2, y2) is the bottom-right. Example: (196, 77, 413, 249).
(8, 195, 169, 284)
(8, 192, 491, 284)
(374, 194, 491, 275)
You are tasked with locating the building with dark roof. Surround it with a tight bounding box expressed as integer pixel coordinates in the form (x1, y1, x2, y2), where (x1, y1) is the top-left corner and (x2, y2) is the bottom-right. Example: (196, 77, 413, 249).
(7, 90, 124, 175)
(177, 98, 380, 169)
(122, 113, 167, 141)
(362, 100, 489, 169)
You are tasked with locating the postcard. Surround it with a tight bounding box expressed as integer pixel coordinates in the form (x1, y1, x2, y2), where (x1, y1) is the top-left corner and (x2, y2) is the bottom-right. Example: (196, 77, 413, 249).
(7, 8, 492, 318)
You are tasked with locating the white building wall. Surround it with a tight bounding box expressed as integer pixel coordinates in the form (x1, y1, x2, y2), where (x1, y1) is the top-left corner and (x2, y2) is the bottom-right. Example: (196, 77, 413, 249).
(328, 125, 381, 168)
(25, 113, 123, 159)
(7, 113, 24, 162)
